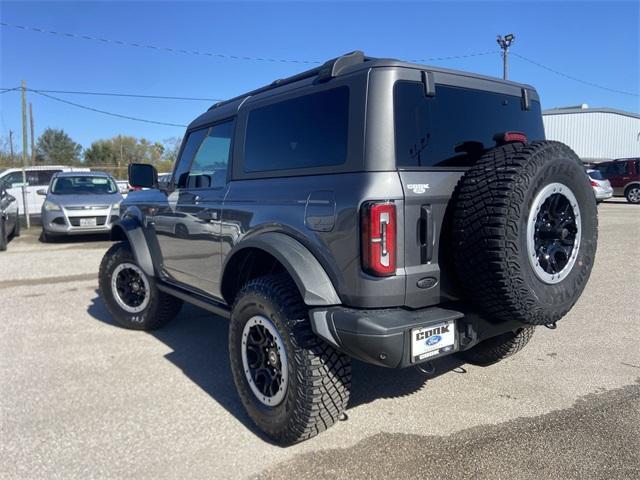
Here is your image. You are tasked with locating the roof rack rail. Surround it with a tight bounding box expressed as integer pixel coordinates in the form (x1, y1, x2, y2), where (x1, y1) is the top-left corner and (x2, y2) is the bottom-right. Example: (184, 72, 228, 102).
(208, 50, 365, 111)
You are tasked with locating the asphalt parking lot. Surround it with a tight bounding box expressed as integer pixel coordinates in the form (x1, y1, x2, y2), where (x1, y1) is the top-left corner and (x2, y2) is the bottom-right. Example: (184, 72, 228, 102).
(1, 198, 639, 480)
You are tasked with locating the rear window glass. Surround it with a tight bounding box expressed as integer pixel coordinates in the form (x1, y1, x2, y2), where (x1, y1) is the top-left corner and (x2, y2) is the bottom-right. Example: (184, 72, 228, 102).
(244, 87, 349, 173)
(587, 170, 604, 180)
(394, 82, 545, 168)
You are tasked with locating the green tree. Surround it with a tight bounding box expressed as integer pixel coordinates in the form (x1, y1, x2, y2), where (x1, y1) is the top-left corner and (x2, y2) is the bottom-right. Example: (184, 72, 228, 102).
(83, 139, 119, 166)
(35, 128, 82, 165)
(83, 135, 176, 173)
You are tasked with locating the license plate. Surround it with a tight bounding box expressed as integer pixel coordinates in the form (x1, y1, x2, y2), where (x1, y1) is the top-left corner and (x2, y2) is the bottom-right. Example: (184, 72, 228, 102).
(79, 217, 97, 227)
(411, 320, 456, 362)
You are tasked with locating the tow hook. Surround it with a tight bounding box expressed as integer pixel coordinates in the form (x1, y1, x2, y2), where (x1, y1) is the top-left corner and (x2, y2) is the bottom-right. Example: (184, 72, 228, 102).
(416, 361, 436, 376)
(545, 322, 558, 330)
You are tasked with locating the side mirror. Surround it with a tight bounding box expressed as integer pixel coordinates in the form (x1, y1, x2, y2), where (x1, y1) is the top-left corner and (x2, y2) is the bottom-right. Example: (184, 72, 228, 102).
(37, 188, 48, 196)
(5, 193, 16, 203)
(128, 163, 158, 189)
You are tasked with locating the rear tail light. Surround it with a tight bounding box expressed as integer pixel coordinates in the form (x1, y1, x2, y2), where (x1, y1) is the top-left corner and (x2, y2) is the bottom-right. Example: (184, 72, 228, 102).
(590, 180, 598, 187)
(361, 201, 396, 276)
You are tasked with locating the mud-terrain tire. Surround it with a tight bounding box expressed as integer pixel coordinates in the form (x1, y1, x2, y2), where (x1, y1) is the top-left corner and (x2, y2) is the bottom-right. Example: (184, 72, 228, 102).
(229, 274, 351, 445)
(0, 217, 7, 251)
(459, 327, 535, 366)
(453, 141, 597, 326)
(98, 241, 182, 330)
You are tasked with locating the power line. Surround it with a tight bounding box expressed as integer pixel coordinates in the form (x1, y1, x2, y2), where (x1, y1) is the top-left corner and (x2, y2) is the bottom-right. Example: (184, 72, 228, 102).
(409, 51, 498, 63)
(0, 87, 20, 95)
(512, 52, 639, 97)
(0, 21, 321, 64)
(30, 89, 187, 127)
(1, 21, 500, 66)
(1, 87, 223, 102)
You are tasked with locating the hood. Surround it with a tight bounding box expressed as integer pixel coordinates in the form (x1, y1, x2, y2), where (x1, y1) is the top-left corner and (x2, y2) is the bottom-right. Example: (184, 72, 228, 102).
(47, 192, 123, 208)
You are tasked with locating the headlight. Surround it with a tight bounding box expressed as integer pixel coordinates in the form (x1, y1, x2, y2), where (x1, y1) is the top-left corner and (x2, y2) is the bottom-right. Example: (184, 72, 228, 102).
(112, 202, 121, 210)
(43, 200, 61, 212)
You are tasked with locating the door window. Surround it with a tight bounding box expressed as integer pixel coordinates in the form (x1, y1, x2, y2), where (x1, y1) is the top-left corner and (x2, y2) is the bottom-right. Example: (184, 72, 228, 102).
(1, 171, 28, 188)
(174, 120, 234, 189)
(605, 162, 628, 176)
(186, 121, 234, 189)
(35, 170, 60, 186)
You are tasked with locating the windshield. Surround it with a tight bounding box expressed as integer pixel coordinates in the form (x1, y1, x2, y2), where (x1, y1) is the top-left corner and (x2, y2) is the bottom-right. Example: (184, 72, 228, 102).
(588, 170, 604, 180)
(51, 175, 118, 195)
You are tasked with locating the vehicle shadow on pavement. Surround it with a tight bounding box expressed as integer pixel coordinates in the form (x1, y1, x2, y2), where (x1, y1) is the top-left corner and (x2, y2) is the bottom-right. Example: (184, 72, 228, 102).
(88, 293, 468, 435)
(349, 356, 467, 408)
(88, 295, 261, 436)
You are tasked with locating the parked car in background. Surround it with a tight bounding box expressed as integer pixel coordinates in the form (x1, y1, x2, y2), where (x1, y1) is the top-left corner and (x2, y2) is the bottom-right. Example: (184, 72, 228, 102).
(38, 171, 123, 241)
(0, 165, 90, 216)
(596, 158, 640, 204)
(116, 180, 130, 195)
(586, 169, 613, 203)
(0, 185, 20, 251)
(157, 173, 172, 190)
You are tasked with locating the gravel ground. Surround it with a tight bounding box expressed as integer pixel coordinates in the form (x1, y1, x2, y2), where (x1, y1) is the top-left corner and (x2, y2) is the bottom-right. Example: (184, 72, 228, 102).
(1, 198, 639, 479)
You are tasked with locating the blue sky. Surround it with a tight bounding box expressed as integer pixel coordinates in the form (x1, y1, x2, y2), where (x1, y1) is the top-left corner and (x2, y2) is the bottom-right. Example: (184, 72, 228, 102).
(1, 0, 638, 150)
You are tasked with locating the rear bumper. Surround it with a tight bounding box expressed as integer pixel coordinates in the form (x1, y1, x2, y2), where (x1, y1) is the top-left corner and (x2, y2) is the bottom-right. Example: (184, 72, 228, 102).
(593, 186, 613, 200)
(309, 305, 527, 368)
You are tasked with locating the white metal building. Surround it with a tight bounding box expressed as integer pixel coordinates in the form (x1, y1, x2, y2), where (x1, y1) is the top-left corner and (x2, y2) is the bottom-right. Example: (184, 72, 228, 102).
(542, 105, 640, 163)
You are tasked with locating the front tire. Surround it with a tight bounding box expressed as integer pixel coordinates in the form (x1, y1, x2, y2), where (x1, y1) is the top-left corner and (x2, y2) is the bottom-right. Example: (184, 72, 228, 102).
(0, 217, 7, 251)
(12, 212, 20, 238)
(228, 274, 351, 445)
(459, 327, 535, 366)
(98, 242, 182, 330)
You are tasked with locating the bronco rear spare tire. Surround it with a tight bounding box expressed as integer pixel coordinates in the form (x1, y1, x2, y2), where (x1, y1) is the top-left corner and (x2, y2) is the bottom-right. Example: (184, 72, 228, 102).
(452, 141, 597, 326)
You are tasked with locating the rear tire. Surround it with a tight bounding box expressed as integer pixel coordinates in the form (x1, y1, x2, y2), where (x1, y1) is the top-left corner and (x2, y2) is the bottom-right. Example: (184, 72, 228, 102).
(98, 242, 182, 330)
(228, 274, 351, 445)
(459, 327, 535, 366)
(625, 185, 640, 204)
(453, 141, 597, 326)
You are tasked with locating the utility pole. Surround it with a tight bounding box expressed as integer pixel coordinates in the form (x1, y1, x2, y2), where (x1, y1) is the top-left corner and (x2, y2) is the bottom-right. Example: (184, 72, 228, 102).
(29, 103, 36, 166)
(8, 130, 15, 165)
(21, 80, 30, 229)
(496, 33, 515, 80)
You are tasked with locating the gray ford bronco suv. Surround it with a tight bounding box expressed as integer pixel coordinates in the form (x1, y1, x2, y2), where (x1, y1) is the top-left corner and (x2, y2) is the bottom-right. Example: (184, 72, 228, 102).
(98, 51, 597, 444)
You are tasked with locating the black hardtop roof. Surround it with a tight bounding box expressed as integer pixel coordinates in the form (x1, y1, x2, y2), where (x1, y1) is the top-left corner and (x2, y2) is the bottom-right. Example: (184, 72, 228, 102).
(189, 50, 537, 130)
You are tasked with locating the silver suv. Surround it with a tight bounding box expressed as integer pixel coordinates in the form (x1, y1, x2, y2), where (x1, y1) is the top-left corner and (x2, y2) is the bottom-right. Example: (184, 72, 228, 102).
(39, 171, 123, 241)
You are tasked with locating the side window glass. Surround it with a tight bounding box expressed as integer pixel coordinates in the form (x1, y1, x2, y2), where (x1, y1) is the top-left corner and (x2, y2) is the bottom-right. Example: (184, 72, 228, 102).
(244, 87, 350, 172)
(174, 129, 207, 188)
(607, 162, 626, 175)
(185, 120, 234, 189)
(26, 171, 39, 185)
(3, 172, 25, 188)
(36, 170, 59, 186)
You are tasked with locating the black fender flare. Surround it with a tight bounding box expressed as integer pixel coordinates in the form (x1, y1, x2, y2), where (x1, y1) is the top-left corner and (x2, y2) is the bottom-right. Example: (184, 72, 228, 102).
(222, 232, 341, 306)
(110, 216, 155, 277)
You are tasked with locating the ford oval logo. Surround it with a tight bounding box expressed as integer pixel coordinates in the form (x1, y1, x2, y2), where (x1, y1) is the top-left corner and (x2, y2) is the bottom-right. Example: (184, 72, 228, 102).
(426, 335, 442, 346)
